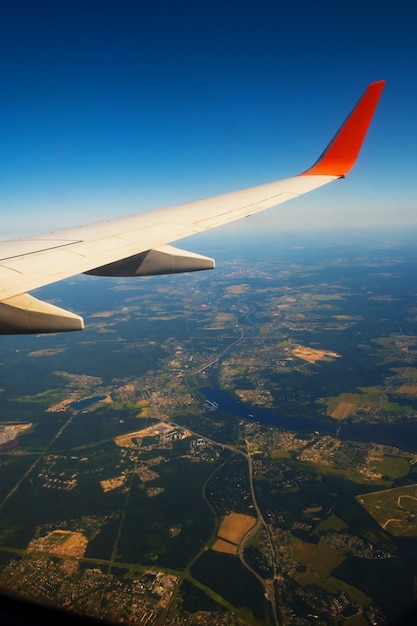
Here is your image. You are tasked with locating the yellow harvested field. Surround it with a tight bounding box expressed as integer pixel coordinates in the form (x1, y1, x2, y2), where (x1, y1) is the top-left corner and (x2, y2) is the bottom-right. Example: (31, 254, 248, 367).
(27, 530, 88, 558)
(205, 312, 236, 330)
(212, 539, 238, 555)
(14, 423, 32, 434)
(89, 310, 116, 318)
(217, 513, 256, 546)
(329, 401, 357, 420)
(137, 399, 150, 407)
(100, 475, 126, 492)
(28, 348, 67, 357)
(114, 422, 189, 447)
(303, 506, 323, 514)
(216, 313, 235, 323)
(397, 385, 417, 396)
(292, 345, 341, 364)
(225, 284, 250, 295)
(114, 432, 142, 448)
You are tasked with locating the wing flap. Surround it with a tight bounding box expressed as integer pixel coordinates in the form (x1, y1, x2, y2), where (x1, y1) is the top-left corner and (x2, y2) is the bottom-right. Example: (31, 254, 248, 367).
(86, 245, 215, 277)
(0, 81, 385, 333)
(0, 293, 84, 334)
(0, 177, 337, 302)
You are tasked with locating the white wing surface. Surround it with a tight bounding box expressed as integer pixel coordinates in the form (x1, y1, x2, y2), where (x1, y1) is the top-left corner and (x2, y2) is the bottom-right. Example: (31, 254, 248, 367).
(0, 81, 385, 334)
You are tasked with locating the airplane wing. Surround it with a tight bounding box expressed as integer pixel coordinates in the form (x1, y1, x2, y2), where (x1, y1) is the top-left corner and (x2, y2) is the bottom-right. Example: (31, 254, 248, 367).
(0, 80, 385, 334)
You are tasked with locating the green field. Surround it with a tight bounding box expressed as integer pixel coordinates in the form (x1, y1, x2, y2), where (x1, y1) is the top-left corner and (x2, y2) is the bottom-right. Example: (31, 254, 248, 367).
(323, 388, 411, 417)
(292, 536, 345, 577)
(357, 484, 417, 536)
(369, 455, 410, 480)
(313, 513, 348, 535)
(295, 570, 372, 608)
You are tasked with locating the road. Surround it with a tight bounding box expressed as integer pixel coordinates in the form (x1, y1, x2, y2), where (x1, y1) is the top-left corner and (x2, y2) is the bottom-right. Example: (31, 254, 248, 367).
(174, 419, 279, 625)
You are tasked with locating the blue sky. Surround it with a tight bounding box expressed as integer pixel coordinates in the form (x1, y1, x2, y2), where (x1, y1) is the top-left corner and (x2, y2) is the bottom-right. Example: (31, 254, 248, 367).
(0, 0, 416, 238)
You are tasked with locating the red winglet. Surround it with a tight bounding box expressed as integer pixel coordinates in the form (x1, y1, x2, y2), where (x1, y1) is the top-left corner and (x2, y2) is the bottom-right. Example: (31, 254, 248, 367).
(302, 80, 385, 177)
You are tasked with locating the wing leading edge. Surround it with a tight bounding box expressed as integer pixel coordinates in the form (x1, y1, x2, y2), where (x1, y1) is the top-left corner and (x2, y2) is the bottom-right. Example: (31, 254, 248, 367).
(0, 80, 385, 334)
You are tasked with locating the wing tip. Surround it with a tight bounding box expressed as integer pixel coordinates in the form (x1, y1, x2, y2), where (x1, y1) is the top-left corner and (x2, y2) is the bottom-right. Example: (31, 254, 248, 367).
(302, 80, 386, 178)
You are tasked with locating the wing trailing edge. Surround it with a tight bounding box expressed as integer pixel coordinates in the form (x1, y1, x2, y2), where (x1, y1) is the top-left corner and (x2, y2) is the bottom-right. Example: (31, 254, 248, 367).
(0, 81, 385, 334)
(0, 293, 84, 334)
(86, 245, 215, 277)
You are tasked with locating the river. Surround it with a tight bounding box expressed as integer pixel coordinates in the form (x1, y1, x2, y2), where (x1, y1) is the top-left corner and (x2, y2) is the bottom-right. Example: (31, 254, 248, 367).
(199, 387, 417, 454)
(71, 396, 107, 410)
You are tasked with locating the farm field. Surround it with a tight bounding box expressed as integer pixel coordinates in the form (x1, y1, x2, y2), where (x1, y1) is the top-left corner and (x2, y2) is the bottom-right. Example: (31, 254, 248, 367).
(357, 484, 417, 536)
